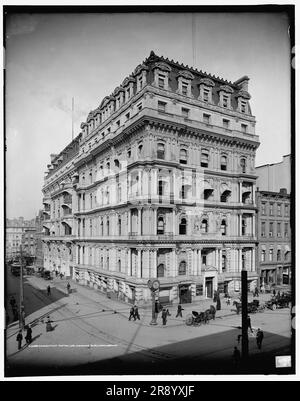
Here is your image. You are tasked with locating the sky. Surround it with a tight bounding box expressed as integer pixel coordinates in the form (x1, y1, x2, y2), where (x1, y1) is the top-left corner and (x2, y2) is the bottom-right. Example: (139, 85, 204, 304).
(5, 11, 292, 220)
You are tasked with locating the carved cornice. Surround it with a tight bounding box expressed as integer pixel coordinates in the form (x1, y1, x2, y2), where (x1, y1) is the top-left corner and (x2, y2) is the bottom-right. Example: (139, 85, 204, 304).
(177, 70, 195, 80)
(133, 64, 149, 76)
(237, 90, 251, 100)
(153, 61, 172, 72)
(122, 76, 136, 87)
(219, 85, 234, 94)
(199, 78, 215, 87)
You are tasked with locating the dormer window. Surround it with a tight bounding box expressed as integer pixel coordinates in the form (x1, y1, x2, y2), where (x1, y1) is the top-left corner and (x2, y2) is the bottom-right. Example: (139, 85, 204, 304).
(223, 94, 229, 108)
(158, 74, 165, 89)
(203, 88, 210, 102)
(199, 78, 215, 103)
(182, 83, 188, 96)
(237, 90, 251, 114)
(218, 85, 233, 109)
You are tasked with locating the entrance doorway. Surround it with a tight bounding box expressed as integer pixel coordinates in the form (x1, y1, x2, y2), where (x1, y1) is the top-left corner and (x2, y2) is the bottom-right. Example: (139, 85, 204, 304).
(179, 285, 192, 304)
(205, 278, 213, 298)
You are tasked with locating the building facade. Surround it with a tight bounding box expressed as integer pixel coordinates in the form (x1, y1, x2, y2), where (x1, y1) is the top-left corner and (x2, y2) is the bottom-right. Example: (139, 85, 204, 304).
(6, 217, 35, 260)
(42, 51, 260, 304)
(256, 154, 291, 194)
(256, 189, 291, 287)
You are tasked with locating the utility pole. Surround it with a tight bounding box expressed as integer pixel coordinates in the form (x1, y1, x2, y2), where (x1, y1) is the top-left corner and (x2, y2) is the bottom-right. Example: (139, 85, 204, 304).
(241, 269, 249, 364)
(19, 239, 25, 330)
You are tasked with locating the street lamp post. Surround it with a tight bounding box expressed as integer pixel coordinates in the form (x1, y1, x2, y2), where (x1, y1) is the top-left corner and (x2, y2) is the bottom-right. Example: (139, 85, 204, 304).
(148, 279, 160, 325)
(19, 241, 25, 330)
(241, 269, 249, 363)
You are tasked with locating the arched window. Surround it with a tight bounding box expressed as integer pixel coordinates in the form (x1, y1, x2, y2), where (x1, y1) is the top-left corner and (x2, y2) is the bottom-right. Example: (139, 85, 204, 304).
(220, 190, 231, 203)
(157, 216, 165, 234)
(261, 250, 266, 262)
(240, 158, 246, 173)
(114, 159, 120, 171)
(179, 149, 187, 164)
(201, 219, 208, 233)
(157, 264, 165, 278)
(277, 249, 281, 261)
(100, 219, 103, 236)
(179, 217, 187, 235)
(158, 179, 164, 196)
(242, 218, 246, 235)
(220, 155, 227, 171)
(221, 219, 227, 236)
(178, 261, 187, 275)
(157, 143, 165, 159)
(138, 143, 143, 156)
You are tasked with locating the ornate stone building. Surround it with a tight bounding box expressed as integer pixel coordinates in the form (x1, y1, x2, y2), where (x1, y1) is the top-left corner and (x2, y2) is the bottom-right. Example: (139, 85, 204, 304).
(42, 51, 260, 304)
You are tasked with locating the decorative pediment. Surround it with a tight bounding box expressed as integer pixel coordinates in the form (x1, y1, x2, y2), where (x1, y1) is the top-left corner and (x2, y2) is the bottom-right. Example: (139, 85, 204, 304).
(177, 70, 195, 80)
(99, 95, 111, 109)
(219, 85, 234, 93)
(199, 78, 215, 87)
(202, 265, 218, 272)
(80, 122, 87, 129)
(237, 90, 251, 99)
(121, 76, 136, 87)
(133, 63, 149, 76)
(153, 61, 172, 72)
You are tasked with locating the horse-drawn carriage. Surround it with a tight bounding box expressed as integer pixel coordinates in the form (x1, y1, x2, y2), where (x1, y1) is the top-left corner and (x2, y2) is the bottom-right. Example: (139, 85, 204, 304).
(185, 305, 216, 326)
(233, 299, 265, 314)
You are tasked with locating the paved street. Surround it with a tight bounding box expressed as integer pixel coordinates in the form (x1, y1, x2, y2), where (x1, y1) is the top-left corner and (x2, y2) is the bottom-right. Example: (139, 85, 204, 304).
(5, 271, 293, 376)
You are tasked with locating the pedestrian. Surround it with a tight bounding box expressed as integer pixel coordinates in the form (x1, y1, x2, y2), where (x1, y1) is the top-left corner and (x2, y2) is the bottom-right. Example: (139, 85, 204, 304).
(133, 305, 140, 320)
(273, 288, 276, 297)
(247, 315, 253, 333)
(128, 306, 135, 321)
(256, 328, 264, 350)
(233, 346, 241, 368)
(25, 325, 32, 344)
(161, 307, 171, 326)
(176, 304, 184, 318)
(226, 296, 231, 306)
(16, 330, 23, 350)
(216, 296, 221, 311)
(46, 316, 53, 332)
(47, 285, 51, 296)
(67, 282, 71, 294)
(12, 305, 18, 321)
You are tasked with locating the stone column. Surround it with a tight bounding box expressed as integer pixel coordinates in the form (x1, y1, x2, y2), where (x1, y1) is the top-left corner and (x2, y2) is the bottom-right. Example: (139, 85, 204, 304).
(152, 249, 157, 278)
(137, 249, 142, 278)
(215, 248, 219, 270)
(172, 209, 176, 235)
(172, 248, 177, 277)
(153, 208, 157, 235)
(198, 249, 202, 275)
(252, 214, 256, 237)
(127, 248, 131, 276)
(239, 249, 243, 272)
(138, 208, 142, 236)
(128, 209, 131, 234)
(252, 248, 255, 272)
(239, 181, 242, 203)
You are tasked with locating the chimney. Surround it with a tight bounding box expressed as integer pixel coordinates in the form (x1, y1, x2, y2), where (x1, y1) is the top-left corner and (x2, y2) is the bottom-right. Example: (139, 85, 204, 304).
(234, 75, 250, 91)
(279, 188, 287, 195)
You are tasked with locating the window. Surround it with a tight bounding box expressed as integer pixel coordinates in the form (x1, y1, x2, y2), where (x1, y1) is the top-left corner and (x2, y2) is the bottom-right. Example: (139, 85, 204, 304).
(107, 218, 110, 236)
(179, 149, 187, 164)
(203, 113, 211, 124)
(118, 259, 121, 272)
(158, 74, 165, 89)
(138, 76, 143, 90)
(100, 219, 103, 236)
(203, 88, 209, 102)
(269, 222, 274, 237)
(221, 219, 227, 236)
(261, 222, 266, 237)
(137, 102, 142, 111)
(277, 222, 282, 237)
(277, 249, 281, 261)
(222, 253, 227, 272)
(240, 158, 246, 173)
(157, 264, 165, 278)
(127, 149, 131, 158)
(269, 203, 274, 216)
(277, 204, 281, 216)
(107, 127, 111, 134)
(261, 250, 266, 262)
(125, 112, 130, 120)
(126, 88, 131, 101)
(220, 155, 227, 171)
(261, 203, 266, 215)
(284, 223, 289, 237)
(241, 101, 247, 113)
(220, 190, 230, 203)
(179, 218, 187, 235)
(222, 119, 230, 129)
(158, 101, 166, 112)
(269, 248, 274, 262)
(181, 185, 186, 200)
(201, 219, 208, 233)
(285, 204, 289, 216)
(157, 143, 165, 159)
(182, 107, 189, 118)
(116, 120, 120, 128)
(223, 95, 229, 108)
(158, 180, 164, 196)
(182, 83, 188, 96)
(118, 218, 122, 236)
(138, 143, 143, 156)
(201, 151, 209, 168)
(241, 124, 247, 133)
(157, 216, 164, 234)
(242, 218, 246, 236)
(178, 261, 187, 275)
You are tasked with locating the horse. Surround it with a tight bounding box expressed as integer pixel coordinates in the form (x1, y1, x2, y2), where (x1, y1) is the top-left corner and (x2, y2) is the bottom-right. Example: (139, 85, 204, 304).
(203, 305, 216, 323)
(233, 300, 242, 315)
